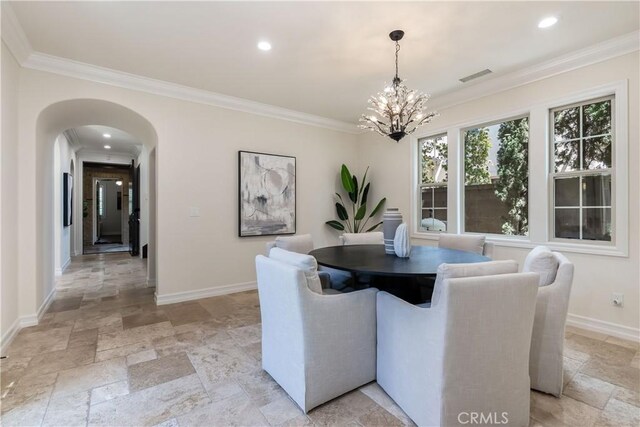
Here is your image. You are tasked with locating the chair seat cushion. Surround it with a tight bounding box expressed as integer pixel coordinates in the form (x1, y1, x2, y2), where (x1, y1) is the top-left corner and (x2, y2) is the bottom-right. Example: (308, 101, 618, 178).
(523, 246, 559, 286)
(269, 247, 323, 294)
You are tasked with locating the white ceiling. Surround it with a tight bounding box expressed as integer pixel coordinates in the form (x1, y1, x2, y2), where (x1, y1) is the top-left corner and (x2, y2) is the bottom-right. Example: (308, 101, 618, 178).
(11, 1, 639, 123)
(69, 125, 141, 155)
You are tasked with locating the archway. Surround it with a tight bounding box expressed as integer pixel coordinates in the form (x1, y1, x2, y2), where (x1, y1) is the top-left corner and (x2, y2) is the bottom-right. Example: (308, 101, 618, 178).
(35, 99, 158, 309)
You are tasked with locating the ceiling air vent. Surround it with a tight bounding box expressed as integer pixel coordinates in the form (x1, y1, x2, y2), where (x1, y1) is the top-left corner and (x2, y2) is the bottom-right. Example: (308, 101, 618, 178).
(459, 69, 492, 83)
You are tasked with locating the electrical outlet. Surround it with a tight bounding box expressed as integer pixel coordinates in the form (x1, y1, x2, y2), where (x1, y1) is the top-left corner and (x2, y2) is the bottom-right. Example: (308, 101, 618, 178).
(612, 293, 624, 307)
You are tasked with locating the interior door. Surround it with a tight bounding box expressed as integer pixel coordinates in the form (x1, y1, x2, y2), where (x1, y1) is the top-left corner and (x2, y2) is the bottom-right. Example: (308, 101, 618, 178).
(129, 161, 141, 256)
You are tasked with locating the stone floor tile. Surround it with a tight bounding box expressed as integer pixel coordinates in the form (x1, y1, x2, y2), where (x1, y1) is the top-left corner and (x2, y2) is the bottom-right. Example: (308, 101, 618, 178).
(88, 374, 210, 426)
(228, 323, 262, 346)
(580, 357, 640, 390)
(90, 380, 130, 406)
(530, 391, 601, 427)
(563, 373, 616, 409)
(358, 405, 405, 427)
(122, 311, 169, 330)
(7, 326, 73, 357)
(563, 356, 585, 386)
(96, 321, 174, 352)
(259, 395, 304, 426)
(236, 369, 288, 407)
(359, 382, 415, 426)
(188, 343, 257, 389)
(566, 326, 608, 341)
(68, 327, 99, 348)
(176, 392, 268, 427)
(126, 348, 157, 366)
(42, 389, 90, 427)
(308, 390, 378, 426)
(604, 336, 640, 350)
(164, 302, 212, 326)
(128, 352, 195, 392)
(23, 344, 96, 377)
(0, 373, 57, 426)
(47, 297, 83, 313)
(95, 340, 155, 362)
(52, 357, 128, 397)
(594, 398, 640, 427)
(613, 386, 640, 408)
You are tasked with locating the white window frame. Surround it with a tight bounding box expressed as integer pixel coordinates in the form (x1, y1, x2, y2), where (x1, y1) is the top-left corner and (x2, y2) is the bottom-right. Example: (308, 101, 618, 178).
(417, 133, 449, 232)
(411, 80, 628, 257)
(460, 114, 530, 239)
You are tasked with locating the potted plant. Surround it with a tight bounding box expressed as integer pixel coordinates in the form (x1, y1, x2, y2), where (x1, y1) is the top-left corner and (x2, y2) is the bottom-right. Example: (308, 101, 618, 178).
(326, 164, 386, 233)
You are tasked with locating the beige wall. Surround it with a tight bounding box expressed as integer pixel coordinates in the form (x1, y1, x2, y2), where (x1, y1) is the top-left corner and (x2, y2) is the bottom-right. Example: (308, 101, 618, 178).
(1, 42, 20, 342)
(14, 65, 359, 316)
(358, 52, 640, 334)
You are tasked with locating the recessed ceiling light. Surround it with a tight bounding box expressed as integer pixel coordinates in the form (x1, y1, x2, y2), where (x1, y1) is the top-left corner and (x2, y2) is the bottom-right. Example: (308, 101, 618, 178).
(257, 41, 272, 51)
(103, 133, 112, 138)
(538, 16, 558, 29)
(104, 145, 111, 149)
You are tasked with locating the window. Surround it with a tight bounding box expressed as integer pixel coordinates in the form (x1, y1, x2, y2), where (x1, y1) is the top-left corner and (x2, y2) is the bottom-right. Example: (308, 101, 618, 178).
(418, 134, 448, 231)
(463, 117, 529, 236)
(551, 96, 613, 242)
(98, 184, 104, 217)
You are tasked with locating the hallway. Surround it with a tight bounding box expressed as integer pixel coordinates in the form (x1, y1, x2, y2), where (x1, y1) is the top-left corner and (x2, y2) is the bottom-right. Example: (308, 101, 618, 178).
(1, 255, 638, 426)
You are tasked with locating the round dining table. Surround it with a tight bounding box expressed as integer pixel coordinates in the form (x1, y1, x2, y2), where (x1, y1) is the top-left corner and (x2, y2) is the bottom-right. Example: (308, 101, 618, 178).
(309, 244, 491, 303)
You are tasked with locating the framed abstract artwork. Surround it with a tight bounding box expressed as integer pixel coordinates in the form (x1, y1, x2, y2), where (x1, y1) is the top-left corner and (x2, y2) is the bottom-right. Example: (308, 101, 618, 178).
(238, 151, 296, 237)
(63, 172, 73, 227)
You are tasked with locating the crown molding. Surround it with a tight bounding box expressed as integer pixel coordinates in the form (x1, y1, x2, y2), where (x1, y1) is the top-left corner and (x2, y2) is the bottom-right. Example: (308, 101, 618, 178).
(429, 30, 640, 111)
(1, 2, 33, 63)
(63, 129, 82, 151)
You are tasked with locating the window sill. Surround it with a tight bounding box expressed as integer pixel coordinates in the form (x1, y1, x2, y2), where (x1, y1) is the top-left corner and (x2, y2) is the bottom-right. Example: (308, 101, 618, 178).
(411, 232, 628, 258)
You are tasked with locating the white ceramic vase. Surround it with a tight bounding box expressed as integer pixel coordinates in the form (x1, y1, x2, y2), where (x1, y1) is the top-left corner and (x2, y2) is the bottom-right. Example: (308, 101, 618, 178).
(393, 223, 411, 258)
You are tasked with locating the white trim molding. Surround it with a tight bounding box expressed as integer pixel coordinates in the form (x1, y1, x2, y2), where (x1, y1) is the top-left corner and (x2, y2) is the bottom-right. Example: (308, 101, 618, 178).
(567, 313, 640, 343)
(0, 287, 55, 355)
(0, 318, 21, 356)
(55, 257, 71, 276)
(0, 1, 32, 63)
(155, 281, 257, 306)
(22, 53, 359, 134)
(37, 288, 57, 320)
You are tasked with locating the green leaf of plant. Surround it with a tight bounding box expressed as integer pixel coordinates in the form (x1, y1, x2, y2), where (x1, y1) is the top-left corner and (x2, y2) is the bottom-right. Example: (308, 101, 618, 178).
(340, 164, 354, 193)
(354, 204, 367, 220)
(325, 220, 345, 231)
(365, 221, 383, 232)
(336, 202, 349, 220)
(335, 193, 345, 203)
(359, 167, 369, 196)
(361, 183, 370, 205)
(369, 197, 387, 217)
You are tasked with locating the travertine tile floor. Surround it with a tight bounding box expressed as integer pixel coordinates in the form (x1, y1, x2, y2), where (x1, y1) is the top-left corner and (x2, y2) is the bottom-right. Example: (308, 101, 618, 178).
(1, 253, 638, 426)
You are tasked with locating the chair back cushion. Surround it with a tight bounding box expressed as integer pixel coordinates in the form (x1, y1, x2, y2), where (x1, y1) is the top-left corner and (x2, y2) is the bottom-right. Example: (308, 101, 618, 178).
(431, 260, 519, 306)
(269, 247, 323, 294)
(438, 234, 486, 255)
(341, 232, 384, 245)
(523, 246, 559, 286)
(438, 272, 539, 426)
(274, 234, 314, 254)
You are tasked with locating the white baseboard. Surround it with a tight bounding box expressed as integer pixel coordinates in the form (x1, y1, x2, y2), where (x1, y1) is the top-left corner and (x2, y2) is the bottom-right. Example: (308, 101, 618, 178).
(0, 288, 56, 355)
(55, 257, 71, 276)
(567, 313, 640, 343)
(0, 318, 21, 356)
(155, 281, 257, 305)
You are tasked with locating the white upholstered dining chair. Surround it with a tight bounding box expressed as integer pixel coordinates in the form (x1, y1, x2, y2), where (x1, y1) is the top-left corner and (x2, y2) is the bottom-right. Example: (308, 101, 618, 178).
(265, 234, 314, 255)
(438, 234, 494, 258)
(255, 254, 378, 412)
(376, 262, 539, 427)
(339, 231, 384, 245)
(523, 246, 574, 396)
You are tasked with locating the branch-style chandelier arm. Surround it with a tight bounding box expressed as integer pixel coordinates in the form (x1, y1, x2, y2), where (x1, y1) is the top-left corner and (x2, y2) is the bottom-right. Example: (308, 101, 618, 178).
(358, 29, 437, 142)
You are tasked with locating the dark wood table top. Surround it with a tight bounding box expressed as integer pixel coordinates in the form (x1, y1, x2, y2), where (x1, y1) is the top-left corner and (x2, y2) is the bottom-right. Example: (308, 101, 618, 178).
(309, 244, 490, 277)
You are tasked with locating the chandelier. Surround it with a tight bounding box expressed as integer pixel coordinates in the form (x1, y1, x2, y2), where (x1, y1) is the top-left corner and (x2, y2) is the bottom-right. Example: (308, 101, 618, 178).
(359, 30, 437, 142)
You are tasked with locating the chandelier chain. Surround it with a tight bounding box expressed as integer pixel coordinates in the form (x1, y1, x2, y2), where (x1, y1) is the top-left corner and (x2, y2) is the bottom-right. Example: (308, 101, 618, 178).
(395, 41, 400, 80)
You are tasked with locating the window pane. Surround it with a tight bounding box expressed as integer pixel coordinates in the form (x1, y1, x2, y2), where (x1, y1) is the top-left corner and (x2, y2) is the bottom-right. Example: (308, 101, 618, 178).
(464, 118, 529, 236)
(421, 188, 433, 209)
(421, 208, 447, 231)
(582, 175, 611, 207)
(554, 140, 580, 172)
(555, 209, 580, 239)
(582, 208, 611, 241)
(554, 177, 579, 206)
(583, 136, 612, 170)
(582, 100, 611, 137)
(433, 186, 447, 208)
(554, 107, 579, 141)
(420, 135, 448, 184)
